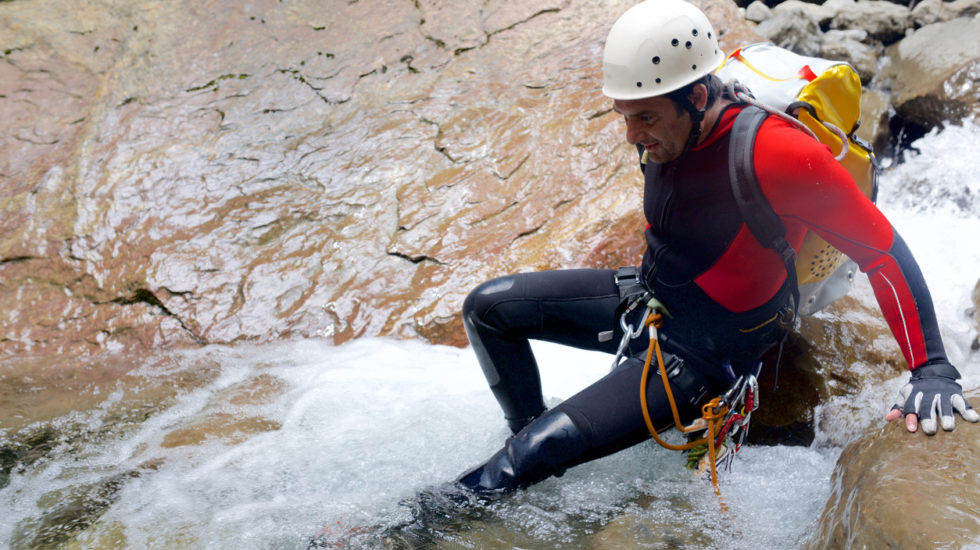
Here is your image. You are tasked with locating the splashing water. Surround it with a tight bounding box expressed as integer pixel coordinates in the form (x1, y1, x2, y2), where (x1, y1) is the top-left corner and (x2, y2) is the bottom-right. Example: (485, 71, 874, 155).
(2, 121, 979, 549)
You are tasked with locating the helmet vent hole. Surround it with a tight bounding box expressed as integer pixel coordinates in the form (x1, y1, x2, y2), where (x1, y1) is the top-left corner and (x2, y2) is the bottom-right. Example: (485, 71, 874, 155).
(708, 32, 713, 39)
(652, 56, 661, 64)
(691, 64, 697, 70)
(685, 41, 692, 49)
(692, 29, 699, 36)
(656, 78, 662, 84)
(671, 38, 679, 47)
(636, 81, 643, 88)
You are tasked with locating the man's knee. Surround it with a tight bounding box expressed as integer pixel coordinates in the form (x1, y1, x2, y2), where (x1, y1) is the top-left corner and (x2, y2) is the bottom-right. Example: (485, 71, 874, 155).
(463, 274, 539, 337)
(463, 276, 518, 320)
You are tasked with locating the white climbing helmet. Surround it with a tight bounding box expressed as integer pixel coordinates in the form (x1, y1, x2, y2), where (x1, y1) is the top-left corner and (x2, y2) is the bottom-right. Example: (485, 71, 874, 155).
(602, 0, 726, 100)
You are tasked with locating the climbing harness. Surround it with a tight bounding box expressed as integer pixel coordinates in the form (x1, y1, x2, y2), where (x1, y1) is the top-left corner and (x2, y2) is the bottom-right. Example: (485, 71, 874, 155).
(611, 297, 760, 494)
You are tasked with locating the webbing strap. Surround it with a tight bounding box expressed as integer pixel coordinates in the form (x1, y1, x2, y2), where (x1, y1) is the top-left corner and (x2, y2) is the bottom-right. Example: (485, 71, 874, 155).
(728, 106, 801, 312)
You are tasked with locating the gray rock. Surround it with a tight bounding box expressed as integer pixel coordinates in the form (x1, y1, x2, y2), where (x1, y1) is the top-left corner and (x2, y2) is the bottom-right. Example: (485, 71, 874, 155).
(822, 28, 869, 43)
(756, 11, 824, 56)
(831, 0, 915, 44)
(877, 16, 980, 128)
(745, 0, 772, 23)
(820, 37, 879, 84)
(912, 0, 946, 26)
(913, 0, 980, 26)
(823, 0, 859, 13)
(774, 0, 835, 25)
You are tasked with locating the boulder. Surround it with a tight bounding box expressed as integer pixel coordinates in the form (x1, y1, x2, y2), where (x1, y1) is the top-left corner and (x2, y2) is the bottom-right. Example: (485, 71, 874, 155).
(0, 0, 976, 363)
(745, 0, 773, 22)
(912, 0, 980, 26)
(831, 0, 914, 44)
(774, 0, 836, 26)
(756, 8, 824, 56)
(820, 30, 879, 84)
(806, 389, 980, 549)
(856, 87, 892, 154)
(877, 16, 980, 129)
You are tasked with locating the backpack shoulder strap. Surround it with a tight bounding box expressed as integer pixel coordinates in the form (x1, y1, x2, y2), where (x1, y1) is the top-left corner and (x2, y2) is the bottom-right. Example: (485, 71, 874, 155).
(728, 105, 800, 311)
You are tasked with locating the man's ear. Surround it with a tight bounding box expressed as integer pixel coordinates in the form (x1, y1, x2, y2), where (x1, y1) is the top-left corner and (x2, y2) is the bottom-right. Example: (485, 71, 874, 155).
(690, 83, 709, 111)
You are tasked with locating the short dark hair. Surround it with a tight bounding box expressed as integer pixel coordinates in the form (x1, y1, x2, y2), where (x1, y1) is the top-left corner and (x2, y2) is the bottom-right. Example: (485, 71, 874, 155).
(664, 73, 722, 116)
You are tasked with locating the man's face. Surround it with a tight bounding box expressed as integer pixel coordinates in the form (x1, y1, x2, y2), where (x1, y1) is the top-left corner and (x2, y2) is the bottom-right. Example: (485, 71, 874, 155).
(612, 96, 691, 164)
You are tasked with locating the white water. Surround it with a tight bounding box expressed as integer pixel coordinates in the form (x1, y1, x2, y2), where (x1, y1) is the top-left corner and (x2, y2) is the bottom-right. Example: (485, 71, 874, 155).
(2, 121, 979, 549)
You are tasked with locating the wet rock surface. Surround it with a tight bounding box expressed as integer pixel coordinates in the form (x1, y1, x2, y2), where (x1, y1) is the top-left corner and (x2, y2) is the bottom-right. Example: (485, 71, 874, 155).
(749, 279, 906, 447)
(1, 0, 682, 353)
(4, 0, 977, 356)
(807, 389, 980, 550)
(877, 15, 980, 131)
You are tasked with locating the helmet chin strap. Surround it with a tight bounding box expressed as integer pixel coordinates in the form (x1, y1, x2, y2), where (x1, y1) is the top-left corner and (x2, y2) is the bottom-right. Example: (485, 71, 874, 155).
(681, 100, 706, 153)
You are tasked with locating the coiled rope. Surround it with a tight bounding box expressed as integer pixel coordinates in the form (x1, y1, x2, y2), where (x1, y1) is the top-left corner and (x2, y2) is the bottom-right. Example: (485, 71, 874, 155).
(611, 299, 758, 507)
(638, 312, 729, 490)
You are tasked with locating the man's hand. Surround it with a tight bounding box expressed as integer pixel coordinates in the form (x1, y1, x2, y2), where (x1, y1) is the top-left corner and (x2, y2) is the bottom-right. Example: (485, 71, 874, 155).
(885, 362, 979, 434)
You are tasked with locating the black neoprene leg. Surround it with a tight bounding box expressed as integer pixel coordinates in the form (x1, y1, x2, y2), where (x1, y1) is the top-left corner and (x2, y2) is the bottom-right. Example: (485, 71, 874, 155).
(456, 354, 713, 494)
(461, 269, 630, 433)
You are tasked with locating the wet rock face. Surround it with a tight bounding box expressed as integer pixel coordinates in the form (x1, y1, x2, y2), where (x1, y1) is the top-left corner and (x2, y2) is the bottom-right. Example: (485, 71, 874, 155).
(0, 0, 759, 355)
(806, 389, 980, 550)
(748, 277, 906, 446)
(2, 0, 978, 357)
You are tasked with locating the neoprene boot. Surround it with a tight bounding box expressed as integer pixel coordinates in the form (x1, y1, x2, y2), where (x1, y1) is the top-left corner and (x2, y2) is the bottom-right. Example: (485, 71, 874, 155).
(456, 410, 586, 494)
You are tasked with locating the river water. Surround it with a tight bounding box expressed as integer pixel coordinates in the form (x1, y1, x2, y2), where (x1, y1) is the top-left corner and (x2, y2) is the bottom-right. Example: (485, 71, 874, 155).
(2, 121, 979, 549)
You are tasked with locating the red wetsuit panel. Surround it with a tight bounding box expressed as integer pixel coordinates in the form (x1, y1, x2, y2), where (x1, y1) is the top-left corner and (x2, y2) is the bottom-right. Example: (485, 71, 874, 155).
(690, 108, 938, 368)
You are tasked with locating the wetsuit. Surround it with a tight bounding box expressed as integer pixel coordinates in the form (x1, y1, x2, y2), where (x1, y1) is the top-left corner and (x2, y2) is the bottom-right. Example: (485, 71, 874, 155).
(457, 103, 946, 493)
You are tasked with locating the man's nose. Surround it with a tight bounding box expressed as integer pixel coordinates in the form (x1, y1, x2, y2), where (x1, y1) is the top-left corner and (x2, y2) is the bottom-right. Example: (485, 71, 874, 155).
(624, 117, 644, 145)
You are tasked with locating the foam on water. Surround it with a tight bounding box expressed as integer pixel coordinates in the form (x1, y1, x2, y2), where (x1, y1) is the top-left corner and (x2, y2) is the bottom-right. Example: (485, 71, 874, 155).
(2, 121, 979, 549)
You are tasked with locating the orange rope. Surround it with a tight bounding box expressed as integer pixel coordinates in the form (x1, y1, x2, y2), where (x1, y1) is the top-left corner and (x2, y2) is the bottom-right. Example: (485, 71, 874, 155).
(639, 312, 729, 488)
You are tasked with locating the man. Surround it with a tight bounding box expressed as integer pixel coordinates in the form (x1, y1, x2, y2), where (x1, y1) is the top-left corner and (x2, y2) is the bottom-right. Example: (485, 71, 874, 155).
(455, 0, 977, 494)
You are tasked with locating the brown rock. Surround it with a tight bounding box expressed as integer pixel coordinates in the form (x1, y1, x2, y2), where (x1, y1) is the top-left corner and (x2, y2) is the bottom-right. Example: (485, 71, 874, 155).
(160, 413, 282, 448)
(0, 0, 761, 356)
(806, 389, 980, 549)
(586, 494, 716, 548)
(857, 87, 892, 155)
(749, 278, 905, 445)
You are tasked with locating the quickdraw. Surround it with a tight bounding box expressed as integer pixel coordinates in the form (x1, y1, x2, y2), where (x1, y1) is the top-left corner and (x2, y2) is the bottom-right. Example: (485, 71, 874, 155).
(612, 296, 760, 494)
(708, 369, 759, 476)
